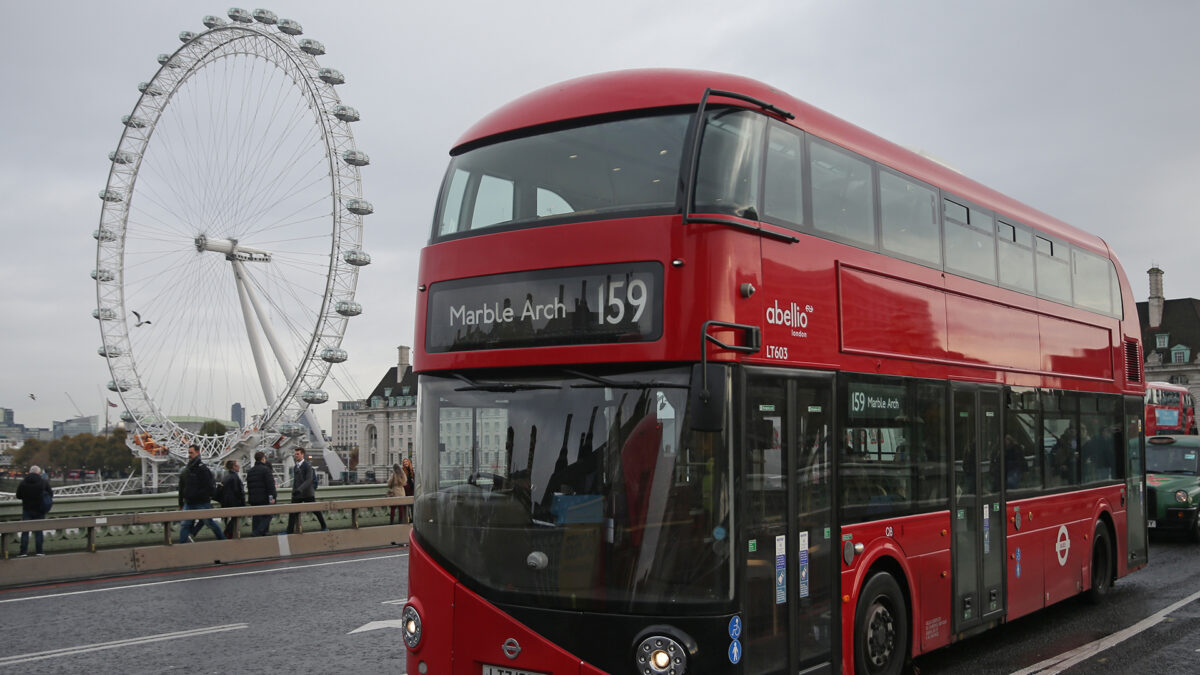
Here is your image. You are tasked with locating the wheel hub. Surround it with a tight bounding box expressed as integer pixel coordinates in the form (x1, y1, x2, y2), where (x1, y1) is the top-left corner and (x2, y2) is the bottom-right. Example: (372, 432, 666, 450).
(866, 602, 896, 668)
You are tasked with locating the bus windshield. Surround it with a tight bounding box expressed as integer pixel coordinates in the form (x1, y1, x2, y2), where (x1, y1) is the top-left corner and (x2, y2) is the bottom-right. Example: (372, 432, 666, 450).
(433, 112, 691, 240)
(414, 366, 732, 613)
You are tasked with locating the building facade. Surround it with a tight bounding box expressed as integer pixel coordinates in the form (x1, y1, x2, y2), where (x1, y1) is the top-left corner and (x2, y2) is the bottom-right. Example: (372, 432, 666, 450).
(330, 346, 419, 481)
(1136, 266, 1200, 400)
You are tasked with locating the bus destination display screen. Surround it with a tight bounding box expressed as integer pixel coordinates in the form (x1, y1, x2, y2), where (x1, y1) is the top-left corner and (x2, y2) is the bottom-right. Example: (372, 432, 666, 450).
(426, 262, 663, 352)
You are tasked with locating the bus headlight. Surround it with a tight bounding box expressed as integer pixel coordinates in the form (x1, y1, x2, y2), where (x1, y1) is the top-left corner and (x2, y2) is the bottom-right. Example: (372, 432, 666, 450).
(1175, 490, 1190, 504)
(402, 604, 422, 649)
(636, 634, 686, 675)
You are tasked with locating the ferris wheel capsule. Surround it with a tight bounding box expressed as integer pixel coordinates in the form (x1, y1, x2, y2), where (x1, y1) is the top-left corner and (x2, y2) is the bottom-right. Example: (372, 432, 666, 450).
(179, 31, 197, 43)
(202, 15, 227, 28)
(122, 115, 149, 129)
(252, 9, 278, 24)
(107, 379, 133, 393)
(342, 150, 369, 166)
(94, 227, 118, 242)
(157, 54, 182, 68)
(301, 389, 329, 404)
(343, 249, 371, 266)
(318, 68, 344, 85)
(98, 344, 123, 358)
(99, 189, 124, 202)
(277, 18, 302, 35)
(320, 347, 348, 363)
(278, 422, 308, 437)
(227, 7, 253, 23)
(335, 301, 362, 317)
(119, 410, 134, 423)
(299, 38, 325, 55)
(93, 307, 117, 321)
(138, 82, 164, 96)
(345, 198, 373, 215)
(109, 150, 137, 164)
(332, 105, 359, 122)
(92, 268, 115, 282)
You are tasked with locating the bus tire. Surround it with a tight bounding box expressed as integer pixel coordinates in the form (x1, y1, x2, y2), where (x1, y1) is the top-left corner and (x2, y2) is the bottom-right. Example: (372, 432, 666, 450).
(1085, 521, 1113, 603)
(854, 571, 908, 675)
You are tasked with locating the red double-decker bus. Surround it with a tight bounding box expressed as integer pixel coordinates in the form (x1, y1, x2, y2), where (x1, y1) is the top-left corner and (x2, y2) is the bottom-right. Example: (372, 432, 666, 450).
(403, 70, 1147, 675)
(1144, 381, 1196, 435)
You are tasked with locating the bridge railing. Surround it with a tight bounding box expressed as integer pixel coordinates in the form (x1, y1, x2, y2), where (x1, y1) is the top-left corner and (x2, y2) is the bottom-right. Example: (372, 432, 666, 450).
(0, 493, 413, 589)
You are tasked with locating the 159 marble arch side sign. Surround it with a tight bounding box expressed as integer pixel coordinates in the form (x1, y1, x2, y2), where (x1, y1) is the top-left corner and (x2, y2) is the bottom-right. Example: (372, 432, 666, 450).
(426, 262, 663, 352)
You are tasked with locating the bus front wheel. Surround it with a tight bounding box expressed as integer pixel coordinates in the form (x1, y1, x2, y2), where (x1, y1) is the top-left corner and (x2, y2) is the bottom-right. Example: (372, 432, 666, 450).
(854, 571, 908, 675)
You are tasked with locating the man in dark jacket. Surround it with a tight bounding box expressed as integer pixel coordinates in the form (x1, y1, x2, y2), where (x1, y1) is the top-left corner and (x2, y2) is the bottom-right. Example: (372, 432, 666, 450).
(246, 451, 277, 536)
(178, 444, 226, 543)
(286, 448, 326, 533)
(15, 465, 52, 557)
(218, 459, 246, 538)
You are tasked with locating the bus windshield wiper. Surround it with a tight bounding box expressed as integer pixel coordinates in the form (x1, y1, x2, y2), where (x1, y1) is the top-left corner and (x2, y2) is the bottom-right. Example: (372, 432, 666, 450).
(453, 373, 560, 392)
(563, 369, 687, 390)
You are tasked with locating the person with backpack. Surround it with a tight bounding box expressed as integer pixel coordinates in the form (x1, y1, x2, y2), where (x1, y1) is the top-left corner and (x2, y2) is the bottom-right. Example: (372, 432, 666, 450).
(246, 451, 277, 537)
(218, 459, 246, 538)
(286, 447, 326, 533)
(178, 444, 226, 543)
(15, 465, 52, 557)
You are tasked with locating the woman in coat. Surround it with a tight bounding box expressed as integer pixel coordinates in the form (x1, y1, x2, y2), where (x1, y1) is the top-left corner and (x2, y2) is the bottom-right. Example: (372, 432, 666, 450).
(387, 463, 404, 524)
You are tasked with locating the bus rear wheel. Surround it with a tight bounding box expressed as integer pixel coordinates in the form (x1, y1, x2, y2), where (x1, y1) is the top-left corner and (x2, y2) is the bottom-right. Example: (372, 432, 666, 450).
(1085, 521, 1113, 603)
(854, 572, 908, 675)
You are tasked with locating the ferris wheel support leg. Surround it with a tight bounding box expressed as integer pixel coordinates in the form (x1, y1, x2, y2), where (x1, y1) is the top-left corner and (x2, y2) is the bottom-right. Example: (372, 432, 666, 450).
(301, 407, 346, 478)
(231, 259, 285, 402)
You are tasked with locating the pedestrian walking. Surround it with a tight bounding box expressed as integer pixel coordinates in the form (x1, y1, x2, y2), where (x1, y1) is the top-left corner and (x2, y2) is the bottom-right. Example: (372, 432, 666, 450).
(246, 451, 277, 536)
(401, 457, 416, 524)
(218, 459, 246, 538)
(178, 444, 226, 543)
(15, 465, 52, 557)
(387, 463, 404, 524)
(286, 448, 326, 533)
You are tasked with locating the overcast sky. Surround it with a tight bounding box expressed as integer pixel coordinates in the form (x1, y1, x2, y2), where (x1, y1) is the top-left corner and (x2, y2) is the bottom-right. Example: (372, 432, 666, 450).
(3, 1, 1198, 430)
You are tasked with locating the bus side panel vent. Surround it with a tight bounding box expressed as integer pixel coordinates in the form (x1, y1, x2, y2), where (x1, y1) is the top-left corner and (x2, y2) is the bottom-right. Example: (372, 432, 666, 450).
(1124, 338, 1143, 383)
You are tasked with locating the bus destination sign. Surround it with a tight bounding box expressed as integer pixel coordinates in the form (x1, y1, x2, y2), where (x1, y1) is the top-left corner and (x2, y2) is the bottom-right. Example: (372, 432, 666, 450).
(426, 262, 663, 352)
(848, 382, 906, 421)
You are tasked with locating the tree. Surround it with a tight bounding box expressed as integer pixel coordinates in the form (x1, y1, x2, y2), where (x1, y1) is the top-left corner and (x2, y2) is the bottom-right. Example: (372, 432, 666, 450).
(198, 420, 227, 436)
(12, 438, 48, 471)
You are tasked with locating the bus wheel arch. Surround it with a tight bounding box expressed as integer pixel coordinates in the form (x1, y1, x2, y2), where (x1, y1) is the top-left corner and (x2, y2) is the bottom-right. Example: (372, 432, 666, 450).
(1085, 514, 1115, 603)
(853, 559, 911, 675)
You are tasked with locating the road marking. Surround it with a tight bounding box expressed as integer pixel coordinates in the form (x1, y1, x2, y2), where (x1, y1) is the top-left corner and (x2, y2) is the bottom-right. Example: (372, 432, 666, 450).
(0, 623, 248, 665)
(1010, 588, 1200, 675)
(381, 598, 409, 605)
(0, 552, 407, 605)
(349, 619, 407, 634)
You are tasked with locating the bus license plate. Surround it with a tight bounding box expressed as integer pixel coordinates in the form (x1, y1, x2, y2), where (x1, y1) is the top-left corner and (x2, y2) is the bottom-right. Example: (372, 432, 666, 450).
(483, 666, 546, 675)
(1148, 519, 1156, 528)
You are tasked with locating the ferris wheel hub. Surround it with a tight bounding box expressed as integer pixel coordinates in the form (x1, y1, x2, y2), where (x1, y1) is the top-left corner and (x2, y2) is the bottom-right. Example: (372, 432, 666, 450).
(194, 235, 272, 262)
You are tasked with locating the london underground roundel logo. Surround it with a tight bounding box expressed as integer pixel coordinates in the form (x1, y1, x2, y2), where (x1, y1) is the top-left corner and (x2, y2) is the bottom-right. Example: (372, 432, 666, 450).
(1056, 525, 1070, 566)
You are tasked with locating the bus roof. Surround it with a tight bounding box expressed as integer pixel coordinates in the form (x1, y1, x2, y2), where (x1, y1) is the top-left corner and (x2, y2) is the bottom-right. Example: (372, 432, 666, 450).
(453, 68, 1111, 257)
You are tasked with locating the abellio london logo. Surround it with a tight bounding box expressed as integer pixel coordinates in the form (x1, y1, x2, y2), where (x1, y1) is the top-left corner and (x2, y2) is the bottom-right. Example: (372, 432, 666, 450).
(766, 299, 811, 338)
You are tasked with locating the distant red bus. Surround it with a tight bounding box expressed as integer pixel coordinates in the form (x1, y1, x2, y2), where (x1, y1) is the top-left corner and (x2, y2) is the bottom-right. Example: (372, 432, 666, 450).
(404, 70, 1148, 674)
(1145, 381, 1196, 435)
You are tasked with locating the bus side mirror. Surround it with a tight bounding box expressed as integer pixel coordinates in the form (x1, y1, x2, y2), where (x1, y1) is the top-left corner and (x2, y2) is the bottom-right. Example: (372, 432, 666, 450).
(689, 363, 727, 432)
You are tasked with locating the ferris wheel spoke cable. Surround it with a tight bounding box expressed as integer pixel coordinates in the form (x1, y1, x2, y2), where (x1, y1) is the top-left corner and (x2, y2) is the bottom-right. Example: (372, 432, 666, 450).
(235, 140, 328, 235)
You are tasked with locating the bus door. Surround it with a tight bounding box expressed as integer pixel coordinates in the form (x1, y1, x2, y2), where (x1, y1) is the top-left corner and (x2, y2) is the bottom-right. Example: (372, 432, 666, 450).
(742, 368, 837, 674)
(1124, 395, 1148, 568)
(951, 383, 1006, 634)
